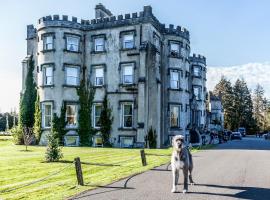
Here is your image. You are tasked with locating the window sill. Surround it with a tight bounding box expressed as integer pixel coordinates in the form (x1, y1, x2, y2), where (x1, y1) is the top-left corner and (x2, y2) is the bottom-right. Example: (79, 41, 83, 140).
(91, 50, 107, 54)
(118, 127, 137, 131)
(62, 84, 79, 88)
(40, 49, 56, 53)
(119, 83, 137, 87)
(93, 85, 106, 89)
(63, 49, 82, 54)
(168, 88, 183, 91)
(39, 84, 55, 88)
(120, 47, 137, 51)
(168, 54, 183, 59)
(41, 127, 51, 131)
(170, 127, 183, 131)
(192, 75, 202, 79)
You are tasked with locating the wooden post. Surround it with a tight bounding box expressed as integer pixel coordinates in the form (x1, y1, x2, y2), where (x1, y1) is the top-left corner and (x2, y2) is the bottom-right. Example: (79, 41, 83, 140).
(74, 157, 84, 186)
(140, 149, 147, 166)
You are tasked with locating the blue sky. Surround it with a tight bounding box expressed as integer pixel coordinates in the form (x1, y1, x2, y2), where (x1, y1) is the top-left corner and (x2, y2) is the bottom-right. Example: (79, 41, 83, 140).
(0, 0, 270, 112)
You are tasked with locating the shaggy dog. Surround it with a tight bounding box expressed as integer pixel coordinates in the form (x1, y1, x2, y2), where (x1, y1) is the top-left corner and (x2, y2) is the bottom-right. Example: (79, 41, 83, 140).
(171, 135, 194, 193)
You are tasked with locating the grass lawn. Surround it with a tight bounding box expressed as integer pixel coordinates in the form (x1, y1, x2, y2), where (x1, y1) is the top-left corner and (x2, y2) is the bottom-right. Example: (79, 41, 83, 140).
(0, 136, 173, 200)
(0, 136, 214, 200)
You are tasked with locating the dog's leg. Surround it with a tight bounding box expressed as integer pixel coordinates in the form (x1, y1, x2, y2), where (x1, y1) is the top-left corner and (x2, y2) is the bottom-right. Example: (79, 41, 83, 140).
(189, 168, 195, 185)
(183, 168, 188, 193)
(171, 168, 178, 193)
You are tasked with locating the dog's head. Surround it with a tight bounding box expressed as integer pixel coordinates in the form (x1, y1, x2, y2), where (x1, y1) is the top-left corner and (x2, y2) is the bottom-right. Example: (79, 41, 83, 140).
(172, 135, 185, 151)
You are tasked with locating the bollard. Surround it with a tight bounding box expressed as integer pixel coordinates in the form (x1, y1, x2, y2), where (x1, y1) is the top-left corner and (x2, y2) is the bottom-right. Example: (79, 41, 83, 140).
(74, 157, 84, 186)
(140, 149, 147, 166)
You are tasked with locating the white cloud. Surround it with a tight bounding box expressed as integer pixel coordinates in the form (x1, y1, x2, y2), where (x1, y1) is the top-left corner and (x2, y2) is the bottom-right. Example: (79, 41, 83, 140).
(207, 62, 270, 98)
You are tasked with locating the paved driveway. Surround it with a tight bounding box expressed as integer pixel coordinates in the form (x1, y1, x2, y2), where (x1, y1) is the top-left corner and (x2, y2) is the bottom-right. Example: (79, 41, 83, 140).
(72, 137, 270, 200)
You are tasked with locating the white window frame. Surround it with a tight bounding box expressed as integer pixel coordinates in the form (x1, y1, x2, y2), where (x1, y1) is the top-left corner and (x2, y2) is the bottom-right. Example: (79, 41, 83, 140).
(95, 67, 104, 86)
(170, 42, 180, 55)
(170, 105, 180, 127)
(66, 35, 80, 52)
(66, 104, 78, 128)
(121, 103, 133, 128)
(123, 34, 134, 49)
(170, 71, 180, 89)
(193, 66, 201, 77)
(122, 64, 134, 84)
(43, 35, 53, 50)
(65, 66, 79, 86)
(194, 87, 202, 100)
(42, 102, 52, 128)
(120, 136, 134, 148)
(94, 37, 105, 52)
(93, 104, 102, 128)
(43, 65, 53, 86)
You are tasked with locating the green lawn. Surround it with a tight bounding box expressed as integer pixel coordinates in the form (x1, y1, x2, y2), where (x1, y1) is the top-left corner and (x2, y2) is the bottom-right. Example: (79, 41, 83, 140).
(0, 136, 173, 200)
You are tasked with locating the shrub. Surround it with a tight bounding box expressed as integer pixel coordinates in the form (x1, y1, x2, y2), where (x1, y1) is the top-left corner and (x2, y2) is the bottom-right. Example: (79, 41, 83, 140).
(145, 127, 157, 149)
(45, 130, 63, 162)
(10, 125, 24, 145)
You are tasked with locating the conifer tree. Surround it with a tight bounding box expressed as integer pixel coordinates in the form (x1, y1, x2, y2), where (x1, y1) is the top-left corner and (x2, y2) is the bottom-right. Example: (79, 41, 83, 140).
(33, 93, 42, 143)
(252, 84, 264, 131)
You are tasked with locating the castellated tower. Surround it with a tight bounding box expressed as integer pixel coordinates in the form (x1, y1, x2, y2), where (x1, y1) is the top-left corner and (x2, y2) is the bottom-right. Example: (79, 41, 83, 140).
(22, 4, 207, 147)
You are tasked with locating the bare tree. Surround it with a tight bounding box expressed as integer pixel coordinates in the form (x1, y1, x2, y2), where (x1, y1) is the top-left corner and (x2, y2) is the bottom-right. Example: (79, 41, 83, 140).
(23, 127, 34, 151)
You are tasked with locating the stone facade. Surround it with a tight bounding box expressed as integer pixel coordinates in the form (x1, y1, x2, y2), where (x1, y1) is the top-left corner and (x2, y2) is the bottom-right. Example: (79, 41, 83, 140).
(22, 4, 207, 148)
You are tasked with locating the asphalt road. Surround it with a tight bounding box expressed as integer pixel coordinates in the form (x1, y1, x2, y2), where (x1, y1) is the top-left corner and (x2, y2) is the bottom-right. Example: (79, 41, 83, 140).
(72, 137, 270, 200)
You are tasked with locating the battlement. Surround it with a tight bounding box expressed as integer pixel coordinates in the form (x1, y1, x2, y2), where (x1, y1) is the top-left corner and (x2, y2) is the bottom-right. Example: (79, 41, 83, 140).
(36, 5, 190, 41)
(189, 53, 206, 65)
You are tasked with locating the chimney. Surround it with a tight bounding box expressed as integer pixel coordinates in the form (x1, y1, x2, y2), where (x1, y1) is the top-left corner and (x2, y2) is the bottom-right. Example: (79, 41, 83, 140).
(95, 3, 113, 18)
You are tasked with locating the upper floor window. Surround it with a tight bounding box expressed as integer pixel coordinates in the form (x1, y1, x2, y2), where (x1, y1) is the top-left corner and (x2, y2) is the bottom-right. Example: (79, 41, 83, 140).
(42, 102, 52, 128)
(65, 66, 79, 86)
(170, 42, 180, 57)
(94, 37, 105, 52)
(194, 87, 202, 100)
(95, 68, 104, 86)
(170, 71, 180, 89)
(193, 66, 201, 77)
(122, 103, 133, 128)
(93, 104, 102, 128)
(66, 104, 78, 128)
(153, 33, 160, 50)
(43, 65, 53, 86)
(122, 64, 133, 84)
(170, 105, 180, 127)
(123, 34, 134, 49)
(66, 36, 80, 52)
(43, 35, 53, 50)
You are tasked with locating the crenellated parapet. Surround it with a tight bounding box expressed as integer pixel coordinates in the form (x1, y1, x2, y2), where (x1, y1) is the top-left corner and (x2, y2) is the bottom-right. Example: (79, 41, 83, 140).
(189, 53, 206, 66)
(35, 5, 190, 41)
(27, 25, 37, 39)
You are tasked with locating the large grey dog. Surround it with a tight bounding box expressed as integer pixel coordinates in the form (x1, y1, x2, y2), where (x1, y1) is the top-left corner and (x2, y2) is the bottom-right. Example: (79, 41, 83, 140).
(171, 135, 194, 193)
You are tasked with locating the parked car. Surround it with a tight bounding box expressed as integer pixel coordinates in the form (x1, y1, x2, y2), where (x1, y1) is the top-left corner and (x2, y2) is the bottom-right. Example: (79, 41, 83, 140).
(231, 132, 242, 140)
(238, 127, 246, 137)
(263, 133, 270, 140)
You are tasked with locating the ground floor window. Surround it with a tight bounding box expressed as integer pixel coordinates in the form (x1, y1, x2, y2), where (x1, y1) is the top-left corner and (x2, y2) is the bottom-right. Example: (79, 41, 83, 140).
(170, 105, 180, 127)
(66, 104, 78, 128)
(42, 102, 52, 128)
(120, 136, 134, 148)
(121, 103, 133, 128)
(93, 104, 102, 128)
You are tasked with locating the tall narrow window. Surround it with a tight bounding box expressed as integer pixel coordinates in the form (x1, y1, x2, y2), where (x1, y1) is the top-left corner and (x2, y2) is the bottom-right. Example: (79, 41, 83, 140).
(66, 36, 79, 52)
(194, 87, 201, 100)
(94, 37, 105, 52)
(42, 103, 52, 128)
(95, 68, 104, 86)
(94, 104, 102, 128)
(170, 105, 180, 127)
(193, 66, 201, 77)
(43, 35, 53, 50)
(123, 65, 133, 84)
(170, 71, 180, 89)
(122, 103, 133, 128)
(65, 66, 79, 86)
(123, 34, 134, 49)
(66, 104, 77, 127)
(44, 66, 53, 85)
(170, 42, 180, 56)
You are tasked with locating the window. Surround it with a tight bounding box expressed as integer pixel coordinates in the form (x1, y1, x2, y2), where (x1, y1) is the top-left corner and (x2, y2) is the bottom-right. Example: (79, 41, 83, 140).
(170, 105, 180, 127)
(66, 104, 77, 127)
(153, 34, 160, 50)
(95, 68, 104, 86)
(42, 102, 52, 128)
(120, 136, 134, 148)
(123, 65, 133, 84)
(65, 66, 79, 86)
(193, 66, 201, 77)
(194, 87, 201, 100)
(122, 103, 133, 128)
(43, 66, 53, 85)
(94, 37, 105, 52)
(66, 36, 79, 52)
(170, 42, 180, 56)
(93, 104, 102, 128)
(170, 71, 180, 89)
(43, 35, 53, 50)
(123, 34, 134, 49)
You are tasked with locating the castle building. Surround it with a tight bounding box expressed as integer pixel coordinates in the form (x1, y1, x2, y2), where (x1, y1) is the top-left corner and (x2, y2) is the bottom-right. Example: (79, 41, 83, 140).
(22, 4, 207, 147)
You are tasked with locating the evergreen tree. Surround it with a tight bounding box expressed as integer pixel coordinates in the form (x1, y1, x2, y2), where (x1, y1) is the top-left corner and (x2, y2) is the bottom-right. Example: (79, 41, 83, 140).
(19, 55, 37, 128)
(33, 93, 42, 143)
(77, 69, 95, 146)
(99, 94, 114, 146)
(213, 76, 235, 130)
(252, 84, 264, 131)
(145, 126, 157, 148)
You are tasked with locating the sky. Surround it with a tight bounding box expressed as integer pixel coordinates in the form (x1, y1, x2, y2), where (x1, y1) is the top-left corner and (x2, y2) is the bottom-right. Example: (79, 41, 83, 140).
(0, 0, 270, 112)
